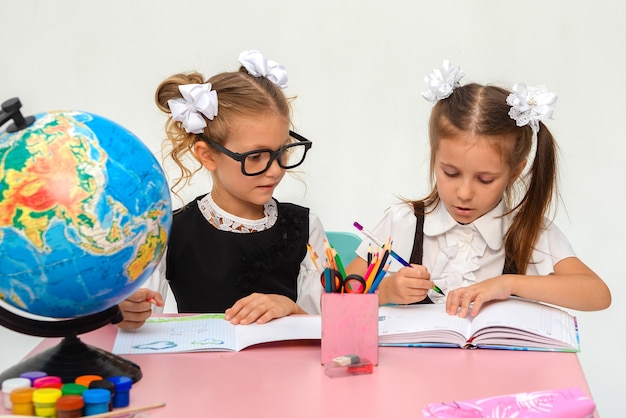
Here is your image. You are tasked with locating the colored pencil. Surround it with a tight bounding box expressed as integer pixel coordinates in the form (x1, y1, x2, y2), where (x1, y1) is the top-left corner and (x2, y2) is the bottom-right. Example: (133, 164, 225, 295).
(332, 247, 347, 278)
(362, 251, 379, 286)
(353, 221, 445, 296)
(369, 260, 392, 293)
(83, 402, 166, 417)
(366, 246, 390, 293)
(323, 239, 336, 270)
(306, 243, 322, 273)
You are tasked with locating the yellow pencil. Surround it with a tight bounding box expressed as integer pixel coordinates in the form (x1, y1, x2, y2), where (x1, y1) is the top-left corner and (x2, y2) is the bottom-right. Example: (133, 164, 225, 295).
(306, 243, 322, 273)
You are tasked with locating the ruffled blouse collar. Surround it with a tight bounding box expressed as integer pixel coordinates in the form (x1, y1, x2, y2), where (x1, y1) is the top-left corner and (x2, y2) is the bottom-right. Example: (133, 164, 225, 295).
(423, 199, 508, 251)
(197, 193, 278, 233)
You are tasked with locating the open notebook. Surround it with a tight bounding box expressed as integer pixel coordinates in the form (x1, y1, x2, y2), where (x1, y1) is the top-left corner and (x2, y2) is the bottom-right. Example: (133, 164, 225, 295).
(112, 314, 321, 354)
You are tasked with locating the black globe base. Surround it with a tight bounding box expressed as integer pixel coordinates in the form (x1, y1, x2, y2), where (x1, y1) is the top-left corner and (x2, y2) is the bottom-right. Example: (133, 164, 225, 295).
(0, 305, 142, 384)
(0, 334, 142, 384)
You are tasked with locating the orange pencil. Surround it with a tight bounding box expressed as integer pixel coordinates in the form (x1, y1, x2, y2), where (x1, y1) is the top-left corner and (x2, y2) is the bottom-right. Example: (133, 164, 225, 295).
(323, 239, 336, 270)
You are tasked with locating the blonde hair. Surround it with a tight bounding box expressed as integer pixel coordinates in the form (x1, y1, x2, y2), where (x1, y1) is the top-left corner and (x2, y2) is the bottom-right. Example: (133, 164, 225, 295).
(411, 83, 559, 273)
(155, 67, 292, 197)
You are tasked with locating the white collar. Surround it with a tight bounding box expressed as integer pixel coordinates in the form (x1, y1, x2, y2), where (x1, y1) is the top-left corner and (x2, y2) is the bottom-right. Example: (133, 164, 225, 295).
(197, 193, 278, 232)
(424, 200, 508, 250)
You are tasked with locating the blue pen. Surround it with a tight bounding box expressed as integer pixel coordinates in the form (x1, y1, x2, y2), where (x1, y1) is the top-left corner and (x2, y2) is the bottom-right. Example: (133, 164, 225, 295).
(353, 222, 445, 296)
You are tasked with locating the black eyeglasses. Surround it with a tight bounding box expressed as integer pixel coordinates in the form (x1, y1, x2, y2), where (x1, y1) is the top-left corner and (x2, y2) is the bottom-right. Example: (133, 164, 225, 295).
(201, 131, 313, 176)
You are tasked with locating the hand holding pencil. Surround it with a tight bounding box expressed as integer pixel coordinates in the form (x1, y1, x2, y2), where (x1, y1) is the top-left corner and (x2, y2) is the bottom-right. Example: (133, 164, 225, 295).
(117, 288, 164, 330)
(353, 222, 445, 296)
(373, 260, 432, 305)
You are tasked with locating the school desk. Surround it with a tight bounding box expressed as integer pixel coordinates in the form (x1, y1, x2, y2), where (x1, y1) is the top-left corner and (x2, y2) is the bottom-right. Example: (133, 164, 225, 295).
(18, 325, 597, 418)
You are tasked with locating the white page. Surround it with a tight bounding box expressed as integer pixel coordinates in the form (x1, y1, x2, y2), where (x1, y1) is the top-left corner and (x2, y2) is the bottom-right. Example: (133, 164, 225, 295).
(234, 315, 321, 350)
(469, 298, 578, 348)
(378, 304, 471, 345)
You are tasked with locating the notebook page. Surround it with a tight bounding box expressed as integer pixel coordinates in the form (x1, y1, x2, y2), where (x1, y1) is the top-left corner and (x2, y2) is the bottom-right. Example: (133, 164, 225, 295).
(112, 314, 237, 354)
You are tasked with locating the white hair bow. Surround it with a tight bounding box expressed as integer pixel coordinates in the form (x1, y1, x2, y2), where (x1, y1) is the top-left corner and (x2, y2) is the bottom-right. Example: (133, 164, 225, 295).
(238, 50, 288, 89)
(421, 60, 464, 103)
(506, 83, 557, 132)
(167, 83, 218, 134)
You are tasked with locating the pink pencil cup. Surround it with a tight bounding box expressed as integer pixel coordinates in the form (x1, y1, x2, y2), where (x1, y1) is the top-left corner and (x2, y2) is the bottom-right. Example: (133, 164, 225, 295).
(321, 293, 379, 366)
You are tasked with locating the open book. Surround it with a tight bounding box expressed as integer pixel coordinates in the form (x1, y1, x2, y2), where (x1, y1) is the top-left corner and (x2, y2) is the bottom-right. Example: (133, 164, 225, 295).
(378, 298, 580, 352)
(112, 314, 321, 354)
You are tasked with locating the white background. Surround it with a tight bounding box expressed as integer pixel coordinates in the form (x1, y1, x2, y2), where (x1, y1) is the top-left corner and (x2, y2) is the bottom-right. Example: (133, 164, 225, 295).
(1, 1, 624, 415)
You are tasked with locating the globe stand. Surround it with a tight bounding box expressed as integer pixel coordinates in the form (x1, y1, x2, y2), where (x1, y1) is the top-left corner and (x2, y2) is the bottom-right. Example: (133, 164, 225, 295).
(0, 305, 143, 383)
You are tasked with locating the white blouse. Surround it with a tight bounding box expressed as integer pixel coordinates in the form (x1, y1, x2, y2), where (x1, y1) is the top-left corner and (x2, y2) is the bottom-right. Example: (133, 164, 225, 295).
(355, 200, 575, 304)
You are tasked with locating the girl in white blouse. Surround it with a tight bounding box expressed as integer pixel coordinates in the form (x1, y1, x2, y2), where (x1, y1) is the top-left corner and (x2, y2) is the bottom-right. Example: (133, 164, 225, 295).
(346, 62, 611, 317)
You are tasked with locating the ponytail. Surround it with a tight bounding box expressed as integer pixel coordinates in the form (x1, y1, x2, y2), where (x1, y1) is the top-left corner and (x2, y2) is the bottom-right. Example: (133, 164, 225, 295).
(505, 123, 558, 273)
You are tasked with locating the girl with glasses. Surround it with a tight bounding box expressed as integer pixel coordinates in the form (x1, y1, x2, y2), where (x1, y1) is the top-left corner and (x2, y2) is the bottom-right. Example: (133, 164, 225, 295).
(118, 51, 327, 329)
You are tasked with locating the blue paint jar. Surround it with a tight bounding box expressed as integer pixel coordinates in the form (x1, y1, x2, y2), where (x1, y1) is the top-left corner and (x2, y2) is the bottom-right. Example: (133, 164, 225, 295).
(106, 376, 132, 408)
(82, 388, 110, 416)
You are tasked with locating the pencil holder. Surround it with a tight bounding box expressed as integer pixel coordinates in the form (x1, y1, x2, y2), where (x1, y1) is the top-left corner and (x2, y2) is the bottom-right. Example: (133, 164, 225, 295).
(321, 293, 379, 366)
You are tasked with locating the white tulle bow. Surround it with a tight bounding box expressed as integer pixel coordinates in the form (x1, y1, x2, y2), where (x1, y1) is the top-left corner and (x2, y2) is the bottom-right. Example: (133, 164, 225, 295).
(421, 60, 464, 103)
(167, 83, 218, 134)
(238, 50, 288, 89)
(506, 83, 557, 132)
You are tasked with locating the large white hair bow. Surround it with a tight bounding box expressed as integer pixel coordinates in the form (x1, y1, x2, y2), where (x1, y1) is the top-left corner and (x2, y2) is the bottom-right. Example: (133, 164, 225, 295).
(167, 83, 218, 134)
(421, 60, 464, 103)
(506, 83, 557, 132)
(238, 50, 288, 89)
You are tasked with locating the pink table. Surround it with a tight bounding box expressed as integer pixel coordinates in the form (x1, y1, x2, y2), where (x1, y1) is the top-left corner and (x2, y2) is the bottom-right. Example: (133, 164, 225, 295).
(23, 325, 595, 418)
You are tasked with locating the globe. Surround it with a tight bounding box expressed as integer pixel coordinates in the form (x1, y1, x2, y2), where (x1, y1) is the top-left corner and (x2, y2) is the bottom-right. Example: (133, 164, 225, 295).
(0, 108, 172, 318)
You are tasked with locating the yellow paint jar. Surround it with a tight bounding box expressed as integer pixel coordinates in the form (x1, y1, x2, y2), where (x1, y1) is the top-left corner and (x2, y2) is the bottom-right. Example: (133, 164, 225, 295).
(32, 387, 62, 417)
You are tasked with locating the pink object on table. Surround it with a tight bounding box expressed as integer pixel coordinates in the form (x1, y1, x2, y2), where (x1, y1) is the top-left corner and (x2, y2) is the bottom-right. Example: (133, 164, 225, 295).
(422, 387, 595, 418)
(320, 293, 379, 366)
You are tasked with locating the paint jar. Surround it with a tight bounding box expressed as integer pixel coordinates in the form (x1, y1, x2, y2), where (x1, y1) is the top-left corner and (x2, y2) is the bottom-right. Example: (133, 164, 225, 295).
(61, 383, 87, 397)
(74, 375, 102, 388)
(10, 387, 36, 415)
(33, 376, 63, 390)
(82, 388, 110, 416)
(20, 371, 47, 386)
(106, 376, 132, 408)
(56, 395, 84, 418)
(32, 387, 62, 417)
(89, 379, 115, 411)
(2, 377, 32, 410)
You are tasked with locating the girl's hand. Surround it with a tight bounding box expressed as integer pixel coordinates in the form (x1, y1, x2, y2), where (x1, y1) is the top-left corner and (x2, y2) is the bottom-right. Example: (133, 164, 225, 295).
(445, 276, 513, 318)
(377, 264, 433, 305)
(117, 288, 164, 329)
(225, 293, 306, 325)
